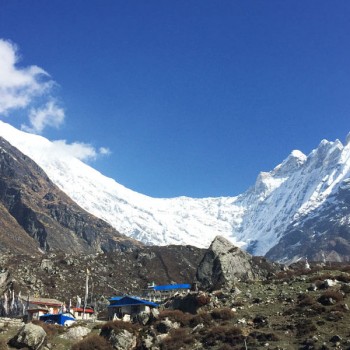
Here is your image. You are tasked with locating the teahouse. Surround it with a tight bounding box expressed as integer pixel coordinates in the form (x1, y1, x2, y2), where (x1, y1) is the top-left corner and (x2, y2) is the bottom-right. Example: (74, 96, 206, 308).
(108, 296, 158, 321)
(22, 296, 63, 320)
(70, 307, 94, 320)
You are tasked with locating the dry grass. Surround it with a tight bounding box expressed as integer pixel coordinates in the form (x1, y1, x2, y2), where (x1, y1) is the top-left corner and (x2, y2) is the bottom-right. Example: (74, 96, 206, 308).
(318, 290, 344, 305)
(295, 319, 317, 337)
(189, 311, 212, 327)
(158, 309, 192, 326)
(100, 320, 137, 336)
(0, 339, 8, 350)
(71, 334, 113, 350)
(203, 325, 244, 346)
(160, 328, 195, 350)
(211, 308, 235, 321)
(31, 320, 65, 337)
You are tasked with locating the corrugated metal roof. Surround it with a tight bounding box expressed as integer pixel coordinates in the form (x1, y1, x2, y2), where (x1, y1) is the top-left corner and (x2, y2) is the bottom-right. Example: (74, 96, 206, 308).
(150, 284, 191, 291)
(22, 296, 63, 306)
(108, 296, 158, 308)
(72, 307, 94, 313)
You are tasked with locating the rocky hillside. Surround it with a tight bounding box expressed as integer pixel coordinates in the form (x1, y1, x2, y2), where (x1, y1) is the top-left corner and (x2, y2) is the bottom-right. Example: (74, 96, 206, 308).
(0, 137, 139, 255)
(1, 262, 350, 350)
(0, 245, 205, 304)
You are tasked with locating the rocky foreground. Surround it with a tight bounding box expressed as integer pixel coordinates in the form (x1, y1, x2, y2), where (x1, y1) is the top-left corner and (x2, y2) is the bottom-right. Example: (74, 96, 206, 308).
(0, 237, 350, 349)
(1, 262, 350, 350)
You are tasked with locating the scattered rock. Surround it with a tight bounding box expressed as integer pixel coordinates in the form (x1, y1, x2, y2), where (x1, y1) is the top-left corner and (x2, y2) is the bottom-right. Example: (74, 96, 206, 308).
(59, 326, 91, 340)
(156, 318, 180, 334)
(103, 329, 137, 350)
(330, 335, 342, 343)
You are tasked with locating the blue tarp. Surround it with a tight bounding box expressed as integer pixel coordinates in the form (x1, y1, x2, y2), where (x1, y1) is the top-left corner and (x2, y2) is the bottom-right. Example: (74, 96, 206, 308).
(39, 313, 75, 326)
(151, 284, 191, 291)
(108, 296, 158, 308)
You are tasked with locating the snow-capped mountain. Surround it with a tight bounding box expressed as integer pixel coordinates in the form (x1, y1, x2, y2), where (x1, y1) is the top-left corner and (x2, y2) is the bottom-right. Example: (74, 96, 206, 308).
(1, 120, 350, 259)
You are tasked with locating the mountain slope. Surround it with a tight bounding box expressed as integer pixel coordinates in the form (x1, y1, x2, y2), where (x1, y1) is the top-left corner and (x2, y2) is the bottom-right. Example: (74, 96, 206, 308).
(266, 177, 350, 262)
(1, 121, 350, 260)
(0, 136, 139, 254)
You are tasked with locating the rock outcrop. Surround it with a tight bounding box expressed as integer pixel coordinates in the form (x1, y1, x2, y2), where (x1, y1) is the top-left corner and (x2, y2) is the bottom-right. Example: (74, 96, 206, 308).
(59, 326, 91, 340)
(196, 236, 278, 290)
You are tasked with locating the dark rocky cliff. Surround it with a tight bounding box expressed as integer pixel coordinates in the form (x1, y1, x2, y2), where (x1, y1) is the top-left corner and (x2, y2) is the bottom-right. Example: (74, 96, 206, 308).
(0, 137, 140, 254)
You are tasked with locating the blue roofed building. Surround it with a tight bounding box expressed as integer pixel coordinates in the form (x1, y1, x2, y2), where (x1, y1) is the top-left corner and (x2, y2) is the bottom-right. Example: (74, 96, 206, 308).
(108, 295, 158, 321)
(144, 283, 192, 302)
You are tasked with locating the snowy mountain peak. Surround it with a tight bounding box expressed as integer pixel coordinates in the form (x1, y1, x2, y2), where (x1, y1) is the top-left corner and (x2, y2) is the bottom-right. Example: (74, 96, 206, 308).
(345, 132, 350, 146)
(1, 120, 350, 259)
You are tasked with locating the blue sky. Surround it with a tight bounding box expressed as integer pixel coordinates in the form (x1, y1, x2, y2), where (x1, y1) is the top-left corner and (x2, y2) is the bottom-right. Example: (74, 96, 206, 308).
(0, 1, 350, 198)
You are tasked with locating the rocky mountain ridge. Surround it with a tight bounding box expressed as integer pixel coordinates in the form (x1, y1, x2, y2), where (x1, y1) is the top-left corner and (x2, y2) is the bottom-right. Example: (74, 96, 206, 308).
(1, 121, 350, 261)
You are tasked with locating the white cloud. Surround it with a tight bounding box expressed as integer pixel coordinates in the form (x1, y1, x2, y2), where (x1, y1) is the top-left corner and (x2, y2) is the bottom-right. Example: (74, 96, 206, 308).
(0, 38, 111, 162)
(99, 146, 111, 155)
(0, 39, 53, 115)
(21, 100, 65, 134)
(52, 140, 111, 162)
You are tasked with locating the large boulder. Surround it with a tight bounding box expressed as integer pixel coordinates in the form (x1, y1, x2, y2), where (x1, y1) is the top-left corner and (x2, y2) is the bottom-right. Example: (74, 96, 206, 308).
(0, 269, 10, 294)
(59, 326, 91, 340)
(196, 236, 276, 290)
(9, 323, 46, 350)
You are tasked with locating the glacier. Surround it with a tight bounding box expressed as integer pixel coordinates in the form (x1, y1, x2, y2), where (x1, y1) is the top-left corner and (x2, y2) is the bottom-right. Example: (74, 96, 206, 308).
(1, 120, 350, 256)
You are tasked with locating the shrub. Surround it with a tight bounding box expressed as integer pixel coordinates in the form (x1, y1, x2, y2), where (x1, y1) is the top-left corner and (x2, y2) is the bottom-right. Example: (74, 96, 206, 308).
(325, 310, 343, 322)
(330, 303, 348, 313)
(318, 290, 344, 305)
(189, 311, 212, 327)
(218, 345, 236, 350)
(100, 320, 137, 336)
(231, 300, 244, 307)
(252, 315, 268, 328)
(297, 294, 316, 307)
(249, 331, 279, 342)
(336, 274, 350, 283)
(340, 283, 350, 294)
(340, 265, 350, 273)
(203, 325, 243, 346)
(158, 309, 192, 326)
(295, 320, 316, 337)
(211, 308, 235, 321)
(0, 339, 8, 350)
(71, 334, 113, 350)
(160, 328, 195, 350)
(310, 273, 334, 283)
(31, 320, 65, 337)
(196, 293, 211, 306)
